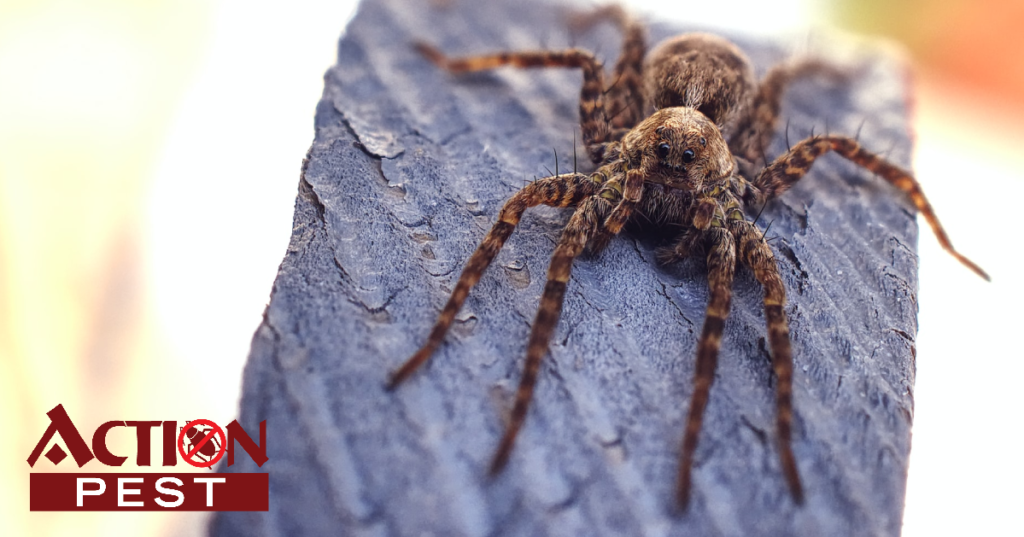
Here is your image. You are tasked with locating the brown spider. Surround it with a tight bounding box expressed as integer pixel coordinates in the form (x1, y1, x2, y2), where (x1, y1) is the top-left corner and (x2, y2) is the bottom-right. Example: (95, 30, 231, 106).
(385, 5, 988, 510)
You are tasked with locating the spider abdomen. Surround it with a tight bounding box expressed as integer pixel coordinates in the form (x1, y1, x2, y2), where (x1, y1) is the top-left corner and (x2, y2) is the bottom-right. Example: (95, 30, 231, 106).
(643, 33, 757, 132)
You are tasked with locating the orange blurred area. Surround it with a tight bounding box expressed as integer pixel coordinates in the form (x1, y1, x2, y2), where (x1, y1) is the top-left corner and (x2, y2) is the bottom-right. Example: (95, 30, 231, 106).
(832, 0, 1024, 118)
(929, 0, 1024, 111)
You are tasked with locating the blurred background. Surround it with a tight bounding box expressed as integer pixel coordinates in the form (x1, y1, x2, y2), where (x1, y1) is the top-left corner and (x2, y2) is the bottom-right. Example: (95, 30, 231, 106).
(1, 0, 1020, 535)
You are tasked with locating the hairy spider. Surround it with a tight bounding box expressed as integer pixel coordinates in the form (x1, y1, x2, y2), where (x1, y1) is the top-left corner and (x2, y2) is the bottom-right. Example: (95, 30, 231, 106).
(386, 5, 988, 510)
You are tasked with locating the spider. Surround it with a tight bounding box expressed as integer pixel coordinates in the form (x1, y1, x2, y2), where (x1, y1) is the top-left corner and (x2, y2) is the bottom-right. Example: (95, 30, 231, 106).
(385, 4, 988, 510)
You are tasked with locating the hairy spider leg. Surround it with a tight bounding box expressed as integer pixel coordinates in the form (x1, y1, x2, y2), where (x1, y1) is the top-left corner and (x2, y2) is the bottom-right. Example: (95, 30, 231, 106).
(588, 168, 643, 252)
(490, 194, 611, 473)
(752, 134, 989, 280)
(603, 168, 644, 231)
(655, 226, 702, 265)
(568, 4, 648, 131)
(730, 59, 849, 167)
(730, 219, 805, 505)
(387, 173, 598, 389)
(677, 227, 737, 510)
(415, 44, 617, 163)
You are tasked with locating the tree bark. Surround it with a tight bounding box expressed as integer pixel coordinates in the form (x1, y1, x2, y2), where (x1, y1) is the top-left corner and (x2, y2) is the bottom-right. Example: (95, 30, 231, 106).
(211, 0, 919, 535)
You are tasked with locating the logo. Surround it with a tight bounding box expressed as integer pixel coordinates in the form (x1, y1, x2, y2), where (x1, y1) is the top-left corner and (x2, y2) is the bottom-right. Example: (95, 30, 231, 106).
(27, 404, 269, 511)
(178, 419, 227, 468)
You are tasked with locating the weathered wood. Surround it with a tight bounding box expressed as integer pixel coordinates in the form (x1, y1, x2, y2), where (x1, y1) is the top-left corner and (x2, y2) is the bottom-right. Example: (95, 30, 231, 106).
(210, 0, 919, 535)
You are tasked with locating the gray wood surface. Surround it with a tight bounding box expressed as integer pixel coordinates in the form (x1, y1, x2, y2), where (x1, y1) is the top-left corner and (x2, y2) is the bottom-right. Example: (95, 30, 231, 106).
(210, 0, 920, 535)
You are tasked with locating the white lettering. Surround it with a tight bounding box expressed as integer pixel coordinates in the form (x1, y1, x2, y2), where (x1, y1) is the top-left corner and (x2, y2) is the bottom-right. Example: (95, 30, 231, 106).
(154, 477, 184, 508)
(117, 477, 144, 507)
(76, 477, 105, 507)
(193, 477, 226, 507)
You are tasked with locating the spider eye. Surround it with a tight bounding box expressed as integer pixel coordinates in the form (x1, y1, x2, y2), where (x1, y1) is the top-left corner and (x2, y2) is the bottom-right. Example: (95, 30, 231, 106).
(682, 149, 696, 163)
(657, 143, 671, 159)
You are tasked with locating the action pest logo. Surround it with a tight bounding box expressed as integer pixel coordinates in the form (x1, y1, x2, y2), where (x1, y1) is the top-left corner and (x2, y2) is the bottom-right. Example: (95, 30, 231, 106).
(27, 404, 269, 511)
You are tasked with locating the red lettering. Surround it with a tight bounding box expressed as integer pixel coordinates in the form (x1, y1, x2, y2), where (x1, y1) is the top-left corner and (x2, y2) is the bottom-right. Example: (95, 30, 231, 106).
(92, 421, 127, 466)
(27, 404, 94, 467)
(227, 420, 268, 467)
(161, 421, 177, 466)
(29, 408, 268, 470)
(124, 421, 161, 466)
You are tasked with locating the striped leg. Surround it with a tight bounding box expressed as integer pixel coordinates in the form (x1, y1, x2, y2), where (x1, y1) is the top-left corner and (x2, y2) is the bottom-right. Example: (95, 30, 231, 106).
(416, 44, 613, 163)
(490, 195, 609, 473)
(387, 173, 597, 389)
(569, 4, 647, 131)
(730, 219, 804, 505)
(729, 59, 847, 165)
(677, 227, 736, 510)
(656, 227, 702, 265)
(590, 168, 644, 253)
(754, 134, 989, 280)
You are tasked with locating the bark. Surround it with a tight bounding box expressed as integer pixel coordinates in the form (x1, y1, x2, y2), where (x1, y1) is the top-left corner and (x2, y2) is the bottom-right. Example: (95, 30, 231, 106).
(211, 0, 919, 535)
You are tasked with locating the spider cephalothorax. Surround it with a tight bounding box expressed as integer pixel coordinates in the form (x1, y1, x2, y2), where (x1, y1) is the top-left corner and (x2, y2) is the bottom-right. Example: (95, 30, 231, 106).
(620, 108, 733, 192)
(388, 4, 988, 510)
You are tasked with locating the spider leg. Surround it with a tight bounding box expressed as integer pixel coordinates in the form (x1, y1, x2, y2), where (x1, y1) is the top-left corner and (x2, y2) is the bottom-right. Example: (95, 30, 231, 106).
(729, 59, 848, 167)
(568, 4, 647, 131)
(656, 227, 702, 265)
(415, 43, 616, 163)
(490, 195, 609, 473)
(387, 173, 598, 389)
(752, 134, 989, 280)
(677, 226, 736, 510)
(729, 219, 805, 505)
(589, 169, 644, 252)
